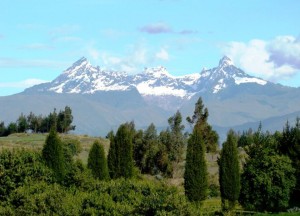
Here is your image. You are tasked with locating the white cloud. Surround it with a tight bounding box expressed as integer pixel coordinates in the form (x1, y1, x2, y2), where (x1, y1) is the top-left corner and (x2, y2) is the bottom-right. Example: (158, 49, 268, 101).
(0, 79, 49, 88)
(155, 48, 169, 61)
(86, 42, 169, 73)
(222, 36, 300, 82)
(267, 36, 300, 69)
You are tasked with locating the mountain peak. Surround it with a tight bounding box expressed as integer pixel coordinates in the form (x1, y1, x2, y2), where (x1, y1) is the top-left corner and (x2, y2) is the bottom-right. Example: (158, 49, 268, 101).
(219, 56, 233, 67)
(64, 57, 90, 73)
(144, 66, 171, 78)
(74, 56, 88, 65)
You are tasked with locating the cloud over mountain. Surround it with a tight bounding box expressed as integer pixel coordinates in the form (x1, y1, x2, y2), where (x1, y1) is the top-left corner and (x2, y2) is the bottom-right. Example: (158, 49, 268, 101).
(223, 35, 300, 82)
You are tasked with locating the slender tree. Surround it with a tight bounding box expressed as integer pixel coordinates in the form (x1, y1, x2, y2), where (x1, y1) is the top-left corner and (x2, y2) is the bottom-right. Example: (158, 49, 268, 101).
(218, 130, 240, 210)
(88, 141, 109, 180)
(186, 97, 218, 153)
(168, 110, 185, 163)
(42, 127, 65, 182)
(107, 130, 118, 179)
(184, 97, 216, 202)
(115, 123, 134, 178)
(108, 123, 134, 179)
(184, 124, 208, 201)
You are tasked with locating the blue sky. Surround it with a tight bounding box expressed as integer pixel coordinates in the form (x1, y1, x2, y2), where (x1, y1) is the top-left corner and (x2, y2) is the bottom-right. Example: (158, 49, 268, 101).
(1, 0, 300, 96)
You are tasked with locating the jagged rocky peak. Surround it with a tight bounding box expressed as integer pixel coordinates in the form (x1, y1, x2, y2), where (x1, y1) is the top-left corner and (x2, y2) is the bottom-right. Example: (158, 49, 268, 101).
(144, 66, 171, 78)
(63, 56, 92, 74)
(218, 56, 234, 67)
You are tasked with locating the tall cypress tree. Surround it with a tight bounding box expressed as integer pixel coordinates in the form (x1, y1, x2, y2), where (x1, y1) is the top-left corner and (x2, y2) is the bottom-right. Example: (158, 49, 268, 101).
(115, 124, 134, 178)
(218, 130, 240, 210)
(184, 97, 214, 202)
(88, 140, 109, 180)
(184, 125, 208, 201)
(42, 127, 65, 182)
(107, 130, 118, 179)
(107, 123, 134, 179)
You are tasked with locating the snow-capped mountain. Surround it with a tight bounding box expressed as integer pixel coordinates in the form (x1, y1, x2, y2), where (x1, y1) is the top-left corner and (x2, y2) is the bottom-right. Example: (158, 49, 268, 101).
(27, 56, 269, 99)
(197, 56, 267, 94)
(4, 56, 300, 138)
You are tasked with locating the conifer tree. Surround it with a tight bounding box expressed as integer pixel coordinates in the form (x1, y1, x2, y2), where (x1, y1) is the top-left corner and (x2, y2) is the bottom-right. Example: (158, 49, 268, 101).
(186, 97, 218, 153)
(107, 130, 118, 179)
(218, 130, 240, 210)
(184, 125, 208, 201)
(107, 123, 134, 179)
(184, 97, 213, 202)
(88, 140, 109, 180)
(42, 127, 65, 182)
(168, 110, 185, 162)
(115, 123, 134, 178)
(279, 118, 300, 206)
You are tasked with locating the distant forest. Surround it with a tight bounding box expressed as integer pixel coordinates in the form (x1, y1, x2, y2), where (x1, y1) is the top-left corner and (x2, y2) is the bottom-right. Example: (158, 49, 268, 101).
(0, 106, 75, 136)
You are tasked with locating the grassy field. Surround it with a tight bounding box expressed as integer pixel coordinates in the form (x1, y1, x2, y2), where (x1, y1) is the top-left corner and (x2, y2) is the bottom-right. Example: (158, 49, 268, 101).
(0, 133, 109, 164)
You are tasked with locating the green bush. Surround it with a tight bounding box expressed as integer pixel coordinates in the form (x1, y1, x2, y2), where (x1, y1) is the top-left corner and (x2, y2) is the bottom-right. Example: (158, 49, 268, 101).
(0, 149, 54, 201)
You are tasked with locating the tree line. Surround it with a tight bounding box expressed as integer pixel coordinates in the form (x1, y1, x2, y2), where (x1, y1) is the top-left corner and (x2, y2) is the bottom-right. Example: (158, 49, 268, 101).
(0, 106, 75, 136)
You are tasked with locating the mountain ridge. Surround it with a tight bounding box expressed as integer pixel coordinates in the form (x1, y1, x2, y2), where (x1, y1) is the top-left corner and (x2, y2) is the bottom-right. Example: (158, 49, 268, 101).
(25, 56, 272, 98)
(1, 56, 299, 141)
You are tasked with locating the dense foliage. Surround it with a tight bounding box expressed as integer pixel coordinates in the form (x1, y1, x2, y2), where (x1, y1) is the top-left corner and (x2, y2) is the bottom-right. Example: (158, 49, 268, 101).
(239, 129, 296, 212)
(279, 119, 300, 206)
(0, 146, 195, 215)
(1, 98, 300, 214)
(218, 130, 240, 210)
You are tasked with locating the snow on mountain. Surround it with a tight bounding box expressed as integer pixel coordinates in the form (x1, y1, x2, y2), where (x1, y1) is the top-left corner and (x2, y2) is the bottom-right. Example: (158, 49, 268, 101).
(196, 56, 268, 93)
(28, 56, 269, 97)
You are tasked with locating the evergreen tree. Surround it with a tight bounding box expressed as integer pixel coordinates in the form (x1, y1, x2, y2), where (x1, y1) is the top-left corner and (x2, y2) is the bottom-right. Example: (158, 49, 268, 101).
(132, 129, 144, 170)
(48, 109, 58, 131)
(184, 125, 208, 201)
(279, 118, 300, 206)
(42, 127, 65, 182)
(57, 106, 75, 133)
(17, 113, 28, 133)
(115, 123, 134, 178)
(107, 130, 118, 179)
(186, 97, 218, 153)
(108, 123, 134, 179)
(184, 97, 213, 202)
(0, 121, 6, 136)
(141, 123, 159, 174)
(168, 111, 185, 162)
(87, 141, 109, 180)
(218, 130, 240, 210)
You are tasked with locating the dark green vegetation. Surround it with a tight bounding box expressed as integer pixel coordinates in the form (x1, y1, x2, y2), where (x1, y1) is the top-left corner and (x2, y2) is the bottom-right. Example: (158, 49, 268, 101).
(0, 98, 300, 215)
(88, 141, 109, 180)
(0, 106, 75, 136)
(184, 98, 211, 201)
(218, 130, 240, 210)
